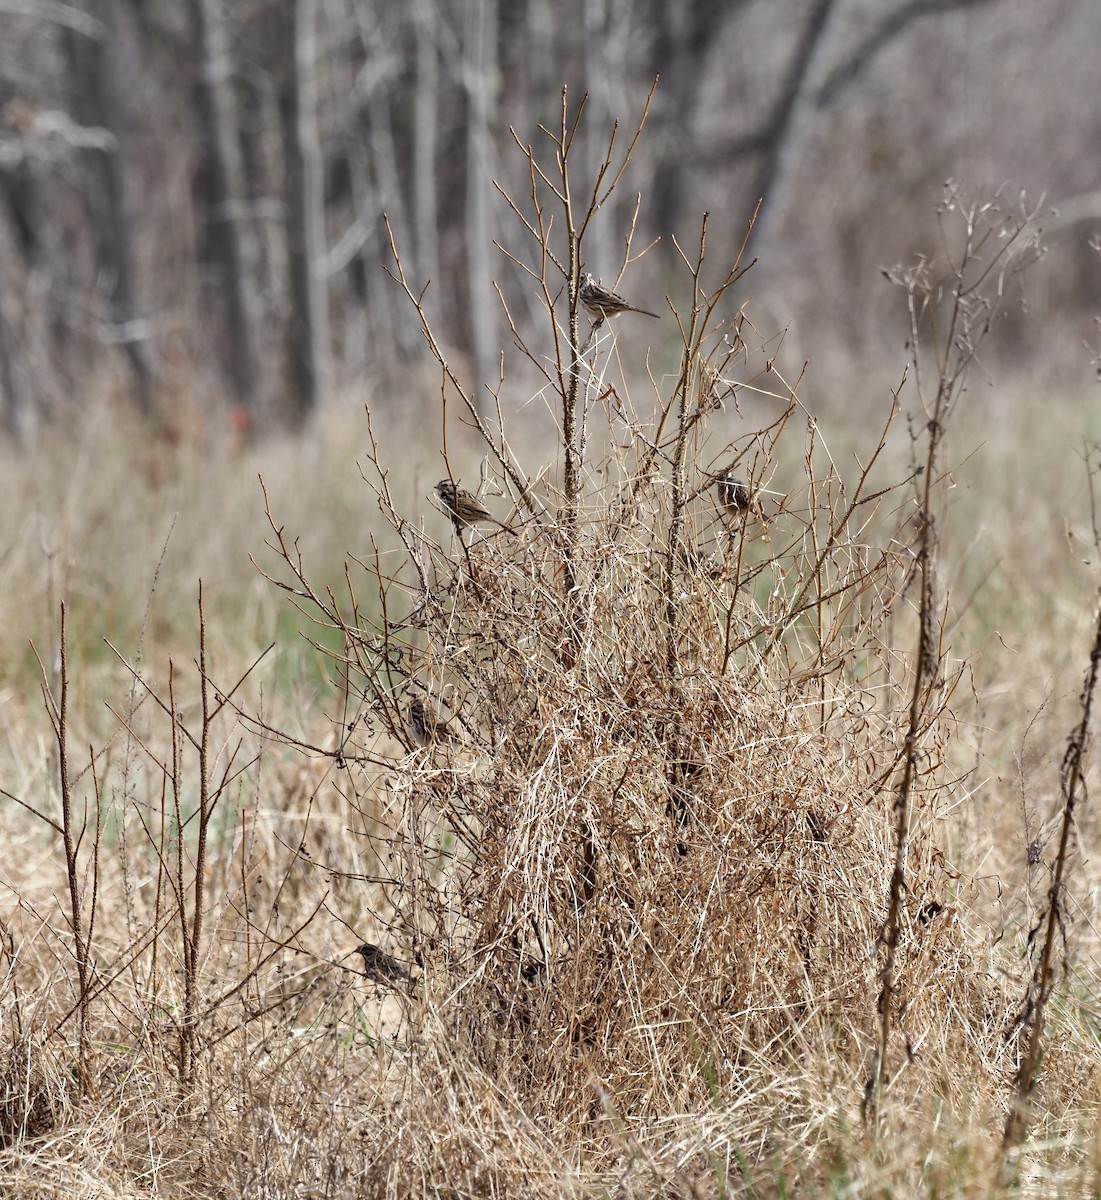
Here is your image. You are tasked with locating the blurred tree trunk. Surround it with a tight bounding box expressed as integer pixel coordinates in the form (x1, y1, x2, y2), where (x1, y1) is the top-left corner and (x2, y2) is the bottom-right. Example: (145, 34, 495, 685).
(525, 0, 555, 107)
(463, 0, 498, 407)
(747, 0, 841, 256)
(412, 0, 440, 292)
(816, 0, 1004, 108)
(651, 0, 743, 242)
(186, 0, 266, 420)
(63, 0, 153, 415)
(342, 5, 419, 378)
(368, 44, 414, 368)
(582, 0, 624, 276)
(280, 0, 330, 425)
(0, 274, 19, 436)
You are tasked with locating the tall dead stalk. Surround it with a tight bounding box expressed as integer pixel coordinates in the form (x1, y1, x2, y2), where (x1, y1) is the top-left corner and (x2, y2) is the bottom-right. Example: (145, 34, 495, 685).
(867, 187, 1043, 1128)
(1002, 587, 1101, 1153)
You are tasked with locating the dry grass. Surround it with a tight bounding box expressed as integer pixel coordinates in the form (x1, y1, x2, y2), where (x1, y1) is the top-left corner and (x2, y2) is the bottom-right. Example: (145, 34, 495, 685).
(4, 128, 1101, 1198)
(1, 373, 1100, 1198)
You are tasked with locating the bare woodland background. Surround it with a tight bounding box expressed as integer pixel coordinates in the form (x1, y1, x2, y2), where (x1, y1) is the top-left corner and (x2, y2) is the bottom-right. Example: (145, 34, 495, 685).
(1, 0, 1099, 438)
(2, 4, 1101, 1192)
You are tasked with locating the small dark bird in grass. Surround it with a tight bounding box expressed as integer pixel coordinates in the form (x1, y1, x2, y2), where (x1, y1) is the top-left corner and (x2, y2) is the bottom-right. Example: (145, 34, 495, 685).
(713, 472, 766, 522)
(407, 695, 456, 748)
(715, 473, 751, 515)
(355, 942, 414, 989)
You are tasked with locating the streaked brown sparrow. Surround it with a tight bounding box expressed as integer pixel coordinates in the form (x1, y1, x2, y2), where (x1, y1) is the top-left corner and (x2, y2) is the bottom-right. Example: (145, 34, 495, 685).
(355, 942, 415, 989)
(407, 695, 455, 747)
(434, 479, 514, 534)
(580, 273, 659, 325)
(715, 473, 752, 515)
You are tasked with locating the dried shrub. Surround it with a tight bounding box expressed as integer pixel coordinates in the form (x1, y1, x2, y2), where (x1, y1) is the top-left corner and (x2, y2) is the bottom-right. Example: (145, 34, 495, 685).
(256, 97, 1028, 1175)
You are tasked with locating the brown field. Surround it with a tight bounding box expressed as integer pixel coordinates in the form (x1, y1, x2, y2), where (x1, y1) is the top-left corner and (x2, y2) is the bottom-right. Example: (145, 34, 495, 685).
(3, 204, 1101, 1200)
(7, 4, 1101, 1194)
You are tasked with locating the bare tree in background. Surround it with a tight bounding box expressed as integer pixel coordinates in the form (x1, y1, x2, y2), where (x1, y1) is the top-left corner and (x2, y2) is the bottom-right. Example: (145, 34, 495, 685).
(335, 3, 421, 377)
(279, 0, 330, 425)
(63, 0, 153, 414)
(743, 0, 841, 257)
(0, 270, 18, 434)
(0, 0, 1086, 433)
(651, 0, 744, 242)
(463, 0, 497, 406)
(412, 0, 440, 292)
(186, 0, 268, 419)
(581, 0, 633, 276)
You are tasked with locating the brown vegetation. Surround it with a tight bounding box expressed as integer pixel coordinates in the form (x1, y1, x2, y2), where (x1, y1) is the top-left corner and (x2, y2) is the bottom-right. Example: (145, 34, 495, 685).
(2, 80, 1101, 1200)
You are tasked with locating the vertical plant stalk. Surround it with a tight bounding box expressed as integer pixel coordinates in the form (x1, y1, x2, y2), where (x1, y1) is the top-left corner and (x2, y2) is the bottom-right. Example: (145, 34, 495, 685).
(663, 217, 708, 677)
(867, 188, 1045, 1129)
(868, 261, 965, 1125)
(869, 502, 938, 1122)
(180, 583, 213, 1091)
(170, 659, 187, 1083)
(558, 88, 583, 610)
(51, 603, 92, 1067)
(152, 772, 168, 1005)
(1003, 597, 1101, 1151)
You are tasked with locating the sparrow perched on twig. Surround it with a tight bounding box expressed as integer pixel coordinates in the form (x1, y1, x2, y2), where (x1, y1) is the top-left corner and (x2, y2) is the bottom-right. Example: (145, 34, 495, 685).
(713, 471, 769, 527)
(407, 695, 456, 748)
(355, 942, 415, 989)
(714, 473, 753, 515)
(580, 273, 660, 327)
(434, 479, 514, 535)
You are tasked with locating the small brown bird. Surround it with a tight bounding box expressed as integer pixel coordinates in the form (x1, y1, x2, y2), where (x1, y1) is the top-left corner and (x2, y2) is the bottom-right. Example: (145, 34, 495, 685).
(355, 942, 415, 989)
(580, 273, 660, 326)
(714, 472, 769, 538)
(407, 695, 455, 748)
(715, 473, 753, 515)
(434, 479, 514, 534)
